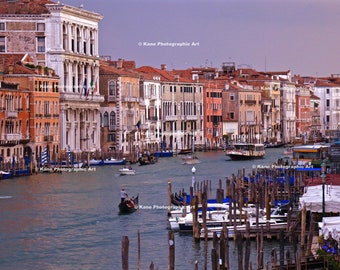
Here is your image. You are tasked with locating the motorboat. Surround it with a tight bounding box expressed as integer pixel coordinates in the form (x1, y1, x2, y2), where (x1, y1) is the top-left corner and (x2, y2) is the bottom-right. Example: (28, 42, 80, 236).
(182, 154, 200, 165)
(226, 143, 265, 160)
(200, 217, 288, 239)
(104, 157, 127, 165)
(119, 167, 136, 175)
(169, 203, 255, 231)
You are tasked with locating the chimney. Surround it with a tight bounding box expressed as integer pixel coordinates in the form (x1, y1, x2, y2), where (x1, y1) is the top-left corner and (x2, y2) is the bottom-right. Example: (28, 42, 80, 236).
(161, 64, 167, 70)
(117, 58, 123, 69)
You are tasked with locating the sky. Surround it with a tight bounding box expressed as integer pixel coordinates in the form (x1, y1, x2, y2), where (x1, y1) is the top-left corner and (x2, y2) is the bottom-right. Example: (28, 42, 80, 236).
(63, 0, 340, 77)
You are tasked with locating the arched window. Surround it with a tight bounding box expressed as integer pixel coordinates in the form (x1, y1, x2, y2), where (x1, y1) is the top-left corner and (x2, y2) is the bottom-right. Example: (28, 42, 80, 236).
(103, 112, 109, 127)
(108, 80, 116, 97)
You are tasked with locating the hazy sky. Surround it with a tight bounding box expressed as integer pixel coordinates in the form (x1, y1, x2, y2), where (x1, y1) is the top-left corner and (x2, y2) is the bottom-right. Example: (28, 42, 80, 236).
(63, 0, 340, 76)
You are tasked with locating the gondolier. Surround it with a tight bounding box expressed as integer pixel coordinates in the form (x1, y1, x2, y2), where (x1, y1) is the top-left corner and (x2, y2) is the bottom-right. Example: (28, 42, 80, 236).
(120, 188, 128, 203)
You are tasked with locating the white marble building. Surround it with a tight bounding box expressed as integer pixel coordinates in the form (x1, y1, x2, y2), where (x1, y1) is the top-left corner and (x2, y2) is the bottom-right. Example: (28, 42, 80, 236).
(45, 3, 104, 153)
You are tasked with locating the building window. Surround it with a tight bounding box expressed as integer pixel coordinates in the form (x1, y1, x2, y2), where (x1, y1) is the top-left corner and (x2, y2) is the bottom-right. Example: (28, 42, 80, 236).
(37, 37, 45, 52)
(108, 133, 116, 142)
(109, 111, 116, 127)
(0, 36, 5, 52)
(0, 23, 5, 30)
(103, 112, 109, 127)
(108, 81, 116, 97)
(37, 23, 45, 31)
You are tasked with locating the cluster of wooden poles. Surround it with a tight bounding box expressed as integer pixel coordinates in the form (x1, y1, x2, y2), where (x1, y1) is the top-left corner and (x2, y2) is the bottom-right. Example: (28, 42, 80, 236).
(121, 166, 329, 269)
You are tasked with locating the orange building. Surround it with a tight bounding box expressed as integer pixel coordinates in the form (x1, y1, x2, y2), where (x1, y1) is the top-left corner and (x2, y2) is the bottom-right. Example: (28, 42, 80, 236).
(1, 54, 60, 167)
(0, 80, 29, 168)
(203, 79, 223, 149)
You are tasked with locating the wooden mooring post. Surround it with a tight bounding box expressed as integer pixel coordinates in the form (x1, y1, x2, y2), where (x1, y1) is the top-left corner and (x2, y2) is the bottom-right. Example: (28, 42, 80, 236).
(168, 230, 175, 270)
(122, 236, 129, 270)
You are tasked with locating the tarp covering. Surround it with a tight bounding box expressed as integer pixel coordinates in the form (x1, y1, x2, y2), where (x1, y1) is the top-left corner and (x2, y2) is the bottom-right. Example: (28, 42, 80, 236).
(319, 216, 340, 243)
(299, 184, 340, 213)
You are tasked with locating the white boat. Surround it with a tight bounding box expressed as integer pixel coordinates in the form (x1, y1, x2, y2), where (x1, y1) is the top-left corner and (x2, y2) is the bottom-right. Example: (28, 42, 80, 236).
(104, 157, 127, 165)
(182, 154, 200, 165)
(169, 203, 256, 231)
(200, 217, 288, 239)
(226, 143, 265, 160)
(119, 167, 136, 175)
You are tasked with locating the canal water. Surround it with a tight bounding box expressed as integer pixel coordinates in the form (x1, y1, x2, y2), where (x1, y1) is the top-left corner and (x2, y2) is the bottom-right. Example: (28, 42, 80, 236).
(0, 148, 291, 270)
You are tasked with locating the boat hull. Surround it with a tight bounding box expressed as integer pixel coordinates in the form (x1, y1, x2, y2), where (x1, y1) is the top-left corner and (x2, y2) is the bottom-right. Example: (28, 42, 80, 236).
(153, 151, 173, 158)
(226, 153, 265, 160)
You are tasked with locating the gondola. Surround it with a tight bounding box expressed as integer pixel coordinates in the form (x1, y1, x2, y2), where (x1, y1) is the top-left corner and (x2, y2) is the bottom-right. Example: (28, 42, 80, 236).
(119, 194, 139, 214)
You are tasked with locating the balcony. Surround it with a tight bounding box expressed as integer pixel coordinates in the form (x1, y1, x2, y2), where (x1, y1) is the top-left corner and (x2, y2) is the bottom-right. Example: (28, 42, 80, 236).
(109, 125, 117, 131)
(108, 96, 117, 102)
(60, 92, 104, 103)
(44, 135, 54, 142)
(181, 115, 198, 121)
(244, 100, 256, 105)
(148, 116, 158, 121)
(121, 96, 139, 103)
(5, 110, 18, 118)
(165, 115, 178, 121)
(1, 133, 21, 140)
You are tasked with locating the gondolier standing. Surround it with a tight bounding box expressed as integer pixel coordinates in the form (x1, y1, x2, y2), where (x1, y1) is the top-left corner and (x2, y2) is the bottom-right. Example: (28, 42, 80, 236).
(120, 188, 128, 203)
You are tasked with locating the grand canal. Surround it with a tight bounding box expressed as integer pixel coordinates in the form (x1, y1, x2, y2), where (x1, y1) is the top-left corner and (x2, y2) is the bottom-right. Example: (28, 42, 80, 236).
(0, 148, 291, 269)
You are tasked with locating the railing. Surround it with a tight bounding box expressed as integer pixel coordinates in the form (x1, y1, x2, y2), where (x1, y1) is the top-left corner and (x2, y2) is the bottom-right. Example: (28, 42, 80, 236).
(1, 133, 21, 140)
(5, 111, 18, 118)
(165, 115, 178, 121)
(44, 135, 54, 142)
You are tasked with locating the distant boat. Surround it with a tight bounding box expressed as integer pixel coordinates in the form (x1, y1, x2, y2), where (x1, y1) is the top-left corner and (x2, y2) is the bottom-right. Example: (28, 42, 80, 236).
(0, 170, 13, 179)
(283, 147, 293, 156)
(84, 158, 126, 166)
(178, 149, 192, 155)
(103, 158, 127, 165)
(119, 195, 139, 214)
(182, 154, 200, 165)
(138, 153, 157, 165)
(153, 150, 174, 158)
(226, 143, 265, 160)
(119, 167, 136, 175)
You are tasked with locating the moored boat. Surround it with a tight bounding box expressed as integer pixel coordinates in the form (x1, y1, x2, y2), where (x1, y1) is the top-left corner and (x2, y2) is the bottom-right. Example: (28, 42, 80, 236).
(119, 195, 139, 214)
(200, 217, 288, 239)
(104, 157, 127, 165)
(226, 143, 265, 160)
(153, 150, 174, 158)
(292, 144, 330, 167)
(178, 148, 192, 155)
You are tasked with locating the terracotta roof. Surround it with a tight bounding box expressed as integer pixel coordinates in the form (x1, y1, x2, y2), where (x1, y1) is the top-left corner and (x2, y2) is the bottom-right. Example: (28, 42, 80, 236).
(99, 61, 139, 77)
(0, 0, 54, 15)
(315, 79, 340, 87)
(0, 54, 36, 74)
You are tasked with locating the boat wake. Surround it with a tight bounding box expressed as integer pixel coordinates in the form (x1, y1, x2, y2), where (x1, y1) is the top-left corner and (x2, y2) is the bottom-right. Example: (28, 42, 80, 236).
(0, 196, 12, 199)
